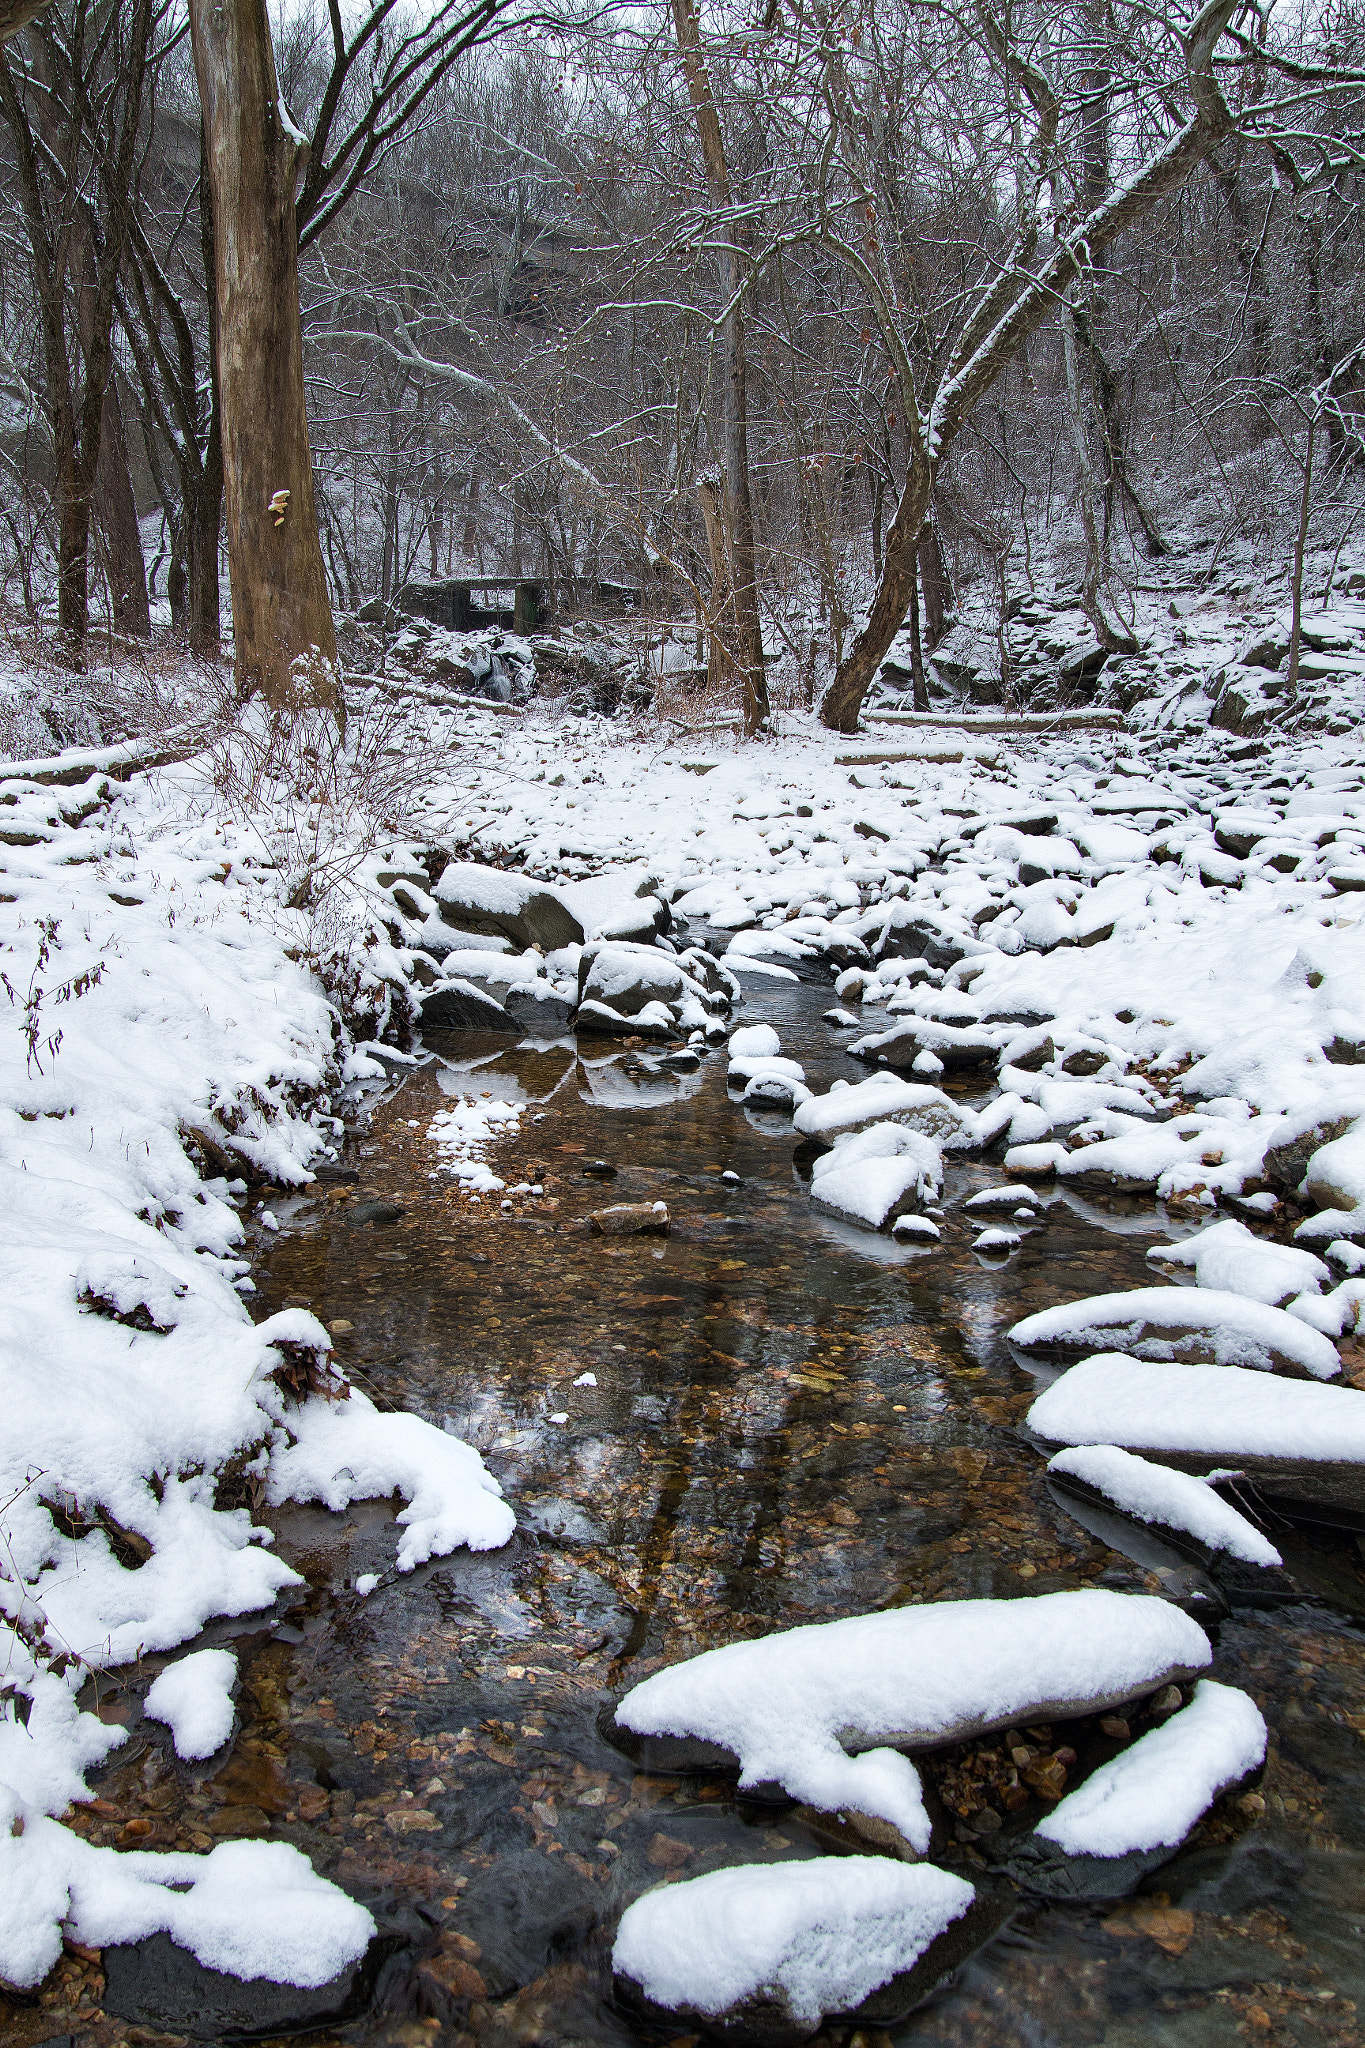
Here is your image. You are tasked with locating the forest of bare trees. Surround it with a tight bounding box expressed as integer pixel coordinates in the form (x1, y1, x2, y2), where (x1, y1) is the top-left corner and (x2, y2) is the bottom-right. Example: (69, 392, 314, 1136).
(0, 0, 1361, 735)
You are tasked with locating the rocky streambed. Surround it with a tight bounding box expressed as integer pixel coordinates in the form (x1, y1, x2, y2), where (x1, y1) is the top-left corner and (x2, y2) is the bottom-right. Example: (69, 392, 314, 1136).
(29, 984, 1365, 2048)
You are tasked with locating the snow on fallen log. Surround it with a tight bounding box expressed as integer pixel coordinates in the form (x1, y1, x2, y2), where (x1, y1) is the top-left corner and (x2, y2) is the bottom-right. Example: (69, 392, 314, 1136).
(612, 1857, 977, 2032)
(1046, 1446, 1282, 1565)
(1034, 1680, 1265, 1858)
(1009, 1286, 1341, 1379)
(607, 1591, 1210, 1848)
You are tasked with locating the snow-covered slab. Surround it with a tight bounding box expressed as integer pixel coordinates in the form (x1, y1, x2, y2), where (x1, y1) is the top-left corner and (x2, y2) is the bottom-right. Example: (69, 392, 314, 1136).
(1028, 1354, 1365, 1512)
(1047, 1447, 1281, 1565)
(1035, 1680, 1265, 1857)
(0, 1793, 374, 1993)
(793, 1075, 981, 1149)
(607, 1591, 1209, 1845)
(810, 1124, 942, 1230)
(613, 1858, 977, 2034)
(267, 1387, 515, 1569)
(434, 861, 582, 948)
(1009, 1286, 1341, 1379)
(1148, 1219, 1329, 1307)
(964, 1184, 1040, 1210)
(144, 1650, 238, 1760)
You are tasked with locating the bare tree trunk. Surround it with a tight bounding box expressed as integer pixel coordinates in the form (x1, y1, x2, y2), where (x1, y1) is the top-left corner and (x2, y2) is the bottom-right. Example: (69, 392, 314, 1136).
(671, 0, 768, 736)
(189, 0, 339, 718)
(917, 523, 951, 649)
(192, 117, 224, 654)
(93, 376, 150, 638)
(907, 556, 929, 711)
(818, 0, 1240, 730)
(696, 473, 736, 695)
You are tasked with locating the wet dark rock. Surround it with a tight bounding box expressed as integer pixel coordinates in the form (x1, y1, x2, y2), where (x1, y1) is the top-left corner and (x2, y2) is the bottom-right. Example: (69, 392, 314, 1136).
(998, 1832, 1181, 1901)
(504, 987, 575, 1033)
(575, 998, 672, 1041)
(101, 1930, 389, 2040)
(420, 982, 513, 1030)
(348, 1198, 404, 1226)
(612, 1882, 1014, 2047)
(455, 1847, 600, 1998)
(664, 1049, 702, 1072)
(312, 1162, 360, 1185)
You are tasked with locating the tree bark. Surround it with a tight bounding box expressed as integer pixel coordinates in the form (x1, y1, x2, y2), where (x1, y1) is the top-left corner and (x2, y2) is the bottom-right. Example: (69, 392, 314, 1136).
(671, 0, 768, 736)
(93, 377, 151, 638)
(917, 523, 951, 649)
(192, 115, 224, 653)
(189, 0, 339, 717)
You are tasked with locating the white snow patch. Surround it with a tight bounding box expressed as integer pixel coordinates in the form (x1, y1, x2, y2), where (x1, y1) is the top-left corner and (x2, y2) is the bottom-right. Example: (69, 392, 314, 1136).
(1009, 1286, 1341, 1378)
(1047, 1446, 1281, 1564)
(615, 1591, 1208, 1845)
(143, 1649, 237, 1760)
(267, 1389, 515, 1569)
(1028, 1353, 1365, 1462)
(613, 1857, 975, 2024)
(1036, 1680, 1266, 1857)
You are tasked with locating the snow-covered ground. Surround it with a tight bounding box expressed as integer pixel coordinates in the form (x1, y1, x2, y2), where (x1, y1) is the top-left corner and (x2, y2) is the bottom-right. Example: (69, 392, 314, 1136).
(5, 559, 1365, 2001)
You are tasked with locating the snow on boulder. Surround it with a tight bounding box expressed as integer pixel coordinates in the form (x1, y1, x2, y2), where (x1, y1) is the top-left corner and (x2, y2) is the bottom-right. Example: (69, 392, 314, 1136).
(1147, 1219, 1329, 1307)
(1034, 1679, 1265, 1859)
(793, 1074, 980, 1150)
(729, 1023, 782, 1061)
(1027, 1354, 1365, 1514)
(267, 1387, 515, 1570)
(1008, 1286, 1341, 1379)
(578, 941, 721, 1021)
(434, 862, 583, 950)
(1304, 1120, 1365, 1217)
(850, 1017, 1000, 1073)
(144, 1649, 238, 1760)
(419, 978, 513, 1030)
(613, 1858, 979, 2038)
(0, 1792, 375, 1993)
(810, 1124, 942, 1230)
(605, 1591, 1209, 1850)
(1046, 1446, 1282, 1565)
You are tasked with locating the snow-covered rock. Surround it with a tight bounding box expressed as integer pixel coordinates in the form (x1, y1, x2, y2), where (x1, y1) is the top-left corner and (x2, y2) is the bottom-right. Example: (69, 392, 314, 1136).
(810, 1124, 943, 1230)
(143, 1650, 238, 1761)
(1009, 1286, 1341, 1379)
(613, 1858, 979, 2038)
(605, 1591, 1210, 1848)
(1046, 1446, 1281, 1564)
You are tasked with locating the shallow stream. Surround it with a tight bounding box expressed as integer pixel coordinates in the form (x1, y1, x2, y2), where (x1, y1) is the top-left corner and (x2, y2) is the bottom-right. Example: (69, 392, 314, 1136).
(68, 984, 1365, 2048)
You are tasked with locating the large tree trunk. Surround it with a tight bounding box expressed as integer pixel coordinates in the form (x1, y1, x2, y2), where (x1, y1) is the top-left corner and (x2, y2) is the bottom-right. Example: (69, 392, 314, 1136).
(191, 116, 224, 655)
(671, 0, 768, 737)
(93, 376, 151, 639)
(188, 0, 339, 717)
(820, 453, 932, 731)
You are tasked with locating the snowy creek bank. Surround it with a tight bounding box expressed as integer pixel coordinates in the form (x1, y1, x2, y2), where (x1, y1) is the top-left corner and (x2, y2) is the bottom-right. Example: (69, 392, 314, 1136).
(43, 978, 1363, 2048)
(7, 695, 1365, 2048)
